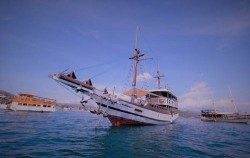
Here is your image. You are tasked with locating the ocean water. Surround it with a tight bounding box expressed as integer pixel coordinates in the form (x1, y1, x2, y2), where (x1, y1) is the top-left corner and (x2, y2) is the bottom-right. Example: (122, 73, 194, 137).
(0, 110, 249, 158)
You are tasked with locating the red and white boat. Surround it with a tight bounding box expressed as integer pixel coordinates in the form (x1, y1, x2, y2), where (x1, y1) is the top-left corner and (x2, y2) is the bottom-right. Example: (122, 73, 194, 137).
(50, 31, 178, 126)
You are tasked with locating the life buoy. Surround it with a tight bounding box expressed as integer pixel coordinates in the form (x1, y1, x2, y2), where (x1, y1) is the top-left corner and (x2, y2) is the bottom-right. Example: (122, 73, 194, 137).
(159, 98, 165, 104)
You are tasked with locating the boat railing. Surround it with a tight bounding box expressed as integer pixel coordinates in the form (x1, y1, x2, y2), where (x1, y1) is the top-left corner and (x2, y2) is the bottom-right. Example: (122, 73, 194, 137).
(146, 98, 177, 107)
(34, 97, 56, 103)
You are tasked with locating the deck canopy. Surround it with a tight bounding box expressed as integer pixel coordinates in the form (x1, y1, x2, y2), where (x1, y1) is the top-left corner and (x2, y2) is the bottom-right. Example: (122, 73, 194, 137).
(18, 93, 56, 102)
(123, 88, 159, 98)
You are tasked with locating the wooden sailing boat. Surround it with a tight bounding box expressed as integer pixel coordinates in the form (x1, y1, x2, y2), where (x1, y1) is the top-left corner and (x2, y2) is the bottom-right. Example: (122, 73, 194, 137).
(201, 87, 250, 123)
(50, 29, 178, 126)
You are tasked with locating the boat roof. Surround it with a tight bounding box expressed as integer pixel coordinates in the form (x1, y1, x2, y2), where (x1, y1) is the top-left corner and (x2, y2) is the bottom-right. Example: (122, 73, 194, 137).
(202, 109, 237, 115)
(149, 89, 177, 97)
(215, 112, 237, 115)
(123, 88, 158, 98)
(18, 93, 56, 102)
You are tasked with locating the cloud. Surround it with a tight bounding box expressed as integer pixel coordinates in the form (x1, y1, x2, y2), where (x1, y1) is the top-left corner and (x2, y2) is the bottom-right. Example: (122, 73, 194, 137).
(179, 82, 213, 112)
(190, 20, 250, 36)
(137, 72, 153, 82)
(179, 81, 250, 113)
(188, 10, 250, 36)
(74, 26, 100, 40)
(61, 26, 100, 40)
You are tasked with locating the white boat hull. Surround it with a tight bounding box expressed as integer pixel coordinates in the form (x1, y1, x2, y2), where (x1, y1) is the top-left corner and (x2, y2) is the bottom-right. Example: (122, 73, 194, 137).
(91, 95, 178, 126)
(10, 102, 56, 112)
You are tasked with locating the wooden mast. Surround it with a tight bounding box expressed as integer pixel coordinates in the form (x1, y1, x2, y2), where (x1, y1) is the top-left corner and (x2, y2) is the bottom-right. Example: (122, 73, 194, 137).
(129, 27, 144, 103)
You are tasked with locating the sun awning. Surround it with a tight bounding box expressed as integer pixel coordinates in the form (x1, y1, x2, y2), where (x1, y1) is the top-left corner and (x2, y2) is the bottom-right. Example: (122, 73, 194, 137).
(123, 88, 150, 98)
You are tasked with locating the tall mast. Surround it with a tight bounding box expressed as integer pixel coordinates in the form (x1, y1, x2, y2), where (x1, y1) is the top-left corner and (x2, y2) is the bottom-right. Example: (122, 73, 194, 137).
(212, 98, 216, 112)
(228, 86, 237, 113)
(135, 26, 139, 50)
(129, 27, 144, 103)
(210, 93, 216, 112)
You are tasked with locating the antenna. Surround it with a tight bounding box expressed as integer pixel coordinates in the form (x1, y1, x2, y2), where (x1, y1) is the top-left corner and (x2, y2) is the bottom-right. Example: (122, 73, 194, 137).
(154, 64, 164, 89)
(228, 86, 238, 113)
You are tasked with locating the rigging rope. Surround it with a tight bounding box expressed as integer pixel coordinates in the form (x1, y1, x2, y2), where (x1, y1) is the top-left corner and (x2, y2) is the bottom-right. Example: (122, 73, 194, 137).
(122, 60, 133, 93)
(139, 61, 149, 90)
(56, 80, 81, 98)
(88, 58, 127, 81)
(74, 59, 124, 72)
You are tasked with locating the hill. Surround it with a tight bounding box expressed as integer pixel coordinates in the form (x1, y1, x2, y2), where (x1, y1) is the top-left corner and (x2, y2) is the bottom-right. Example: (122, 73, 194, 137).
(179, 110, 199, 118)
(0, 90, 15, 104)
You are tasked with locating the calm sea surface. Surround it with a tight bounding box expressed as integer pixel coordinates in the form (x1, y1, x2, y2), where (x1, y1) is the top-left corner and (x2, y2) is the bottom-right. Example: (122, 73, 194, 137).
(0, 110, 249, 158)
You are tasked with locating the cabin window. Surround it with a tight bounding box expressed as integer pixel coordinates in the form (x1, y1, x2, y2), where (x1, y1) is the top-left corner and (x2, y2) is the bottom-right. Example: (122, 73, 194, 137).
(23, 103, 27, 106)
(43, 105, 47, 107)
(32, 104, 36, 106)
(48, 106, 51, 107)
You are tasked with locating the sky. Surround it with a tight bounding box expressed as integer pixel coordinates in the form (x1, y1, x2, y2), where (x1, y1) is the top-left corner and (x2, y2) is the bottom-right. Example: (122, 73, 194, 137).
(0, 0, 250, 113)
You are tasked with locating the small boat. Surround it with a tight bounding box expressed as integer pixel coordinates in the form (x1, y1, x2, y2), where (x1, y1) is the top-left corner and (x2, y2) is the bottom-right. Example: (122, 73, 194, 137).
(201, 87, 250, 123)
(8, 93, 56, 112)
(50, 29, 178, 126)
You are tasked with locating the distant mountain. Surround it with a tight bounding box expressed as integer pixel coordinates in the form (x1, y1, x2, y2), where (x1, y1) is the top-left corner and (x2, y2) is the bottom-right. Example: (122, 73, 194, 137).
(0, 90, 16, 98)
(0, 90, 15, 104)
(56, 103, 87, 111)
(56, 103, 82, 107)
(179, 110, 199, 118)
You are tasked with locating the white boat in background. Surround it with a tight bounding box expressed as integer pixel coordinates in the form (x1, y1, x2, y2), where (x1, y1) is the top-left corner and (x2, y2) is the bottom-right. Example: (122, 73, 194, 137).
(50, 29, 178, 126)
(9, 93, 56, 112)
(201, 87, 250, 123)
(201, 110, 250, 123)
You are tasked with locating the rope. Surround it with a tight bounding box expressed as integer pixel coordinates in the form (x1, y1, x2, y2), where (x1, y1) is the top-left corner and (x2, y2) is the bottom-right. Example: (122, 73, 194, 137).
(94, 100, 110, 128)
(56, 80, 81, 98)
(139, 28, 156, 59)
(74, 59, 128, 84)
(139, 62, 149, 90)
(74, 59, 124, 72)
(122, 60, 133, 93)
